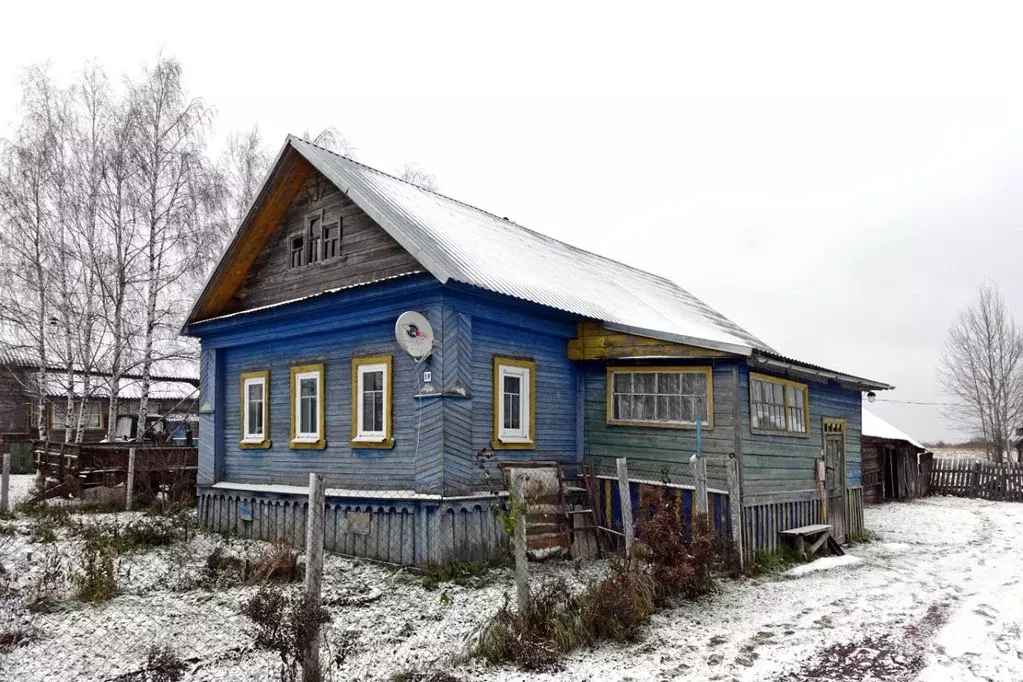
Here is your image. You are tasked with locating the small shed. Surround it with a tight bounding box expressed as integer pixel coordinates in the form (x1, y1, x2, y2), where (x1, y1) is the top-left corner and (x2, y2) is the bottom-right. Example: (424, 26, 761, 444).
(861, 408, 931, 503)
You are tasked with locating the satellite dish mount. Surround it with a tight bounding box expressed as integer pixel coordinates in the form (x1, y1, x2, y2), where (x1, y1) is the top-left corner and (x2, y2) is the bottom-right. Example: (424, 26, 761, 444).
(395, 311, 434, 361)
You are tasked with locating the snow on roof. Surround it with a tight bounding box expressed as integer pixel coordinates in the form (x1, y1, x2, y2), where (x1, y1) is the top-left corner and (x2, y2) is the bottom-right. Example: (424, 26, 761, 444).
(862, 407, 928, 451)
(42, 375, 198, 401)
(282, 137, 771, 356)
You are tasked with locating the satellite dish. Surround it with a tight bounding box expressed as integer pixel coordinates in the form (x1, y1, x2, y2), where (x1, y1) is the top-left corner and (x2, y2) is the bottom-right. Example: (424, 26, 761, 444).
(395, 311, 434, 360)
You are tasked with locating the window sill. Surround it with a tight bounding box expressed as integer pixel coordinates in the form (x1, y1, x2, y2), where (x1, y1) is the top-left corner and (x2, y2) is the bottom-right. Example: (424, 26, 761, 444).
(289, 437, 326, 450)
(606, 419, 713, 430)
(239, 439, 272, 450)
(491, 436, 535, 451)
(750, 427, 811, 439)
(350, 436, 395, 450)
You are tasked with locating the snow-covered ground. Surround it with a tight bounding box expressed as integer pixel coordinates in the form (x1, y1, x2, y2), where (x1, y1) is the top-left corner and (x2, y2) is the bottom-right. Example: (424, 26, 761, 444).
(1, 493, 1021, 681)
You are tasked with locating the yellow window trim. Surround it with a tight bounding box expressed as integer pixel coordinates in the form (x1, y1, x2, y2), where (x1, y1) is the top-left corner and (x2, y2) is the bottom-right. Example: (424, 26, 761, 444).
(350, 355, 394, 449)
(605, 366, 714, 429)
(239, 370, 271, 449)
(289, 363, 326, 450)
(749, 371, 811, 438)
(491, 356, 536, 450)
(50, 401, 106, 431)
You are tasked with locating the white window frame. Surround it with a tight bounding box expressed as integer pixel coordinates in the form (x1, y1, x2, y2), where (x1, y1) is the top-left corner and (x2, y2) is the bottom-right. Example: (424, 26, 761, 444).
(497, 364, 531, 444)
(242, 375, 267, 443)
(293, 370, 322, 443)
(354, 362, 388, 443)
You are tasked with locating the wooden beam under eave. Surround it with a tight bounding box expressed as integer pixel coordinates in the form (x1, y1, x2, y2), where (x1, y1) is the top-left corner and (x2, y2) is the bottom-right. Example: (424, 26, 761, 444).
(567, 321, 732, 361)
(195, 151, 316, 320)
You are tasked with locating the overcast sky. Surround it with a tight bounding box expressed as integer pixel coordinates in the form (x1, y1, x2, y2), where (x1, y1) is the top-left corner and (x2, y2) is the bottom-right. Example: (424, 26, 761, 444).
(2, 2, 1021, 442)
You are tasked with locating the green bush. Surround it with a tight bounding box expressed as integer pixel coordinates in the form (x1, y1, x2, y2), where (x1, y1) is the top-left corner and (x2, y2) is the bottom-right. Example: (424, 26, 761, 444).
(73, 538, 118, 602)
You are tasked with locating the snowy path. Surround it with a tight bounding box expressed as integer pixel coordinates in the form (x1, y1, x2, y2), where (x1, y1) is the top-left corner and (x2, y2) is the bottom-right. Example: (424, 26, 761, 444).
(460, 496, 1023, 682)
(1, 496, 1021, 681)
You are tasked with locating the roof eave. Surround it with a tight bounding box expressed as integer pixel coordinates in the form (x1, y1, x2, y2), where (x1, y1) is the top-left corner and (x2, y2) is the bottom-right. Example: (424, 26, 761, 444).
(750, 351, 894, 392)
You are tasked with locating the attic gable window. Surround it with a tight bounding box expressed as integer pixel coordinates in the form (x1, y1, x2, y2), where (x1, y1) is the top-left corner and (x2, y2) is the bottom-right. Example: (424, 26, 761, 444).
(750, 373, 808, 435)
(607, 367, 712, 428)
(307, 213, 322, 264)
(323, 220, 340, 260)
(290, 235, 305, 268)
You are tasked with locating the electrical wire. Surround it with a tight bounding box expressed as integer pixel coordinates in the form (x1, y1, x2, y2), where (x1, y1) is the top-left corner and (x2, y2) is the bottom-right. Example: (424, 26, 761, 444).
(871, 398, 956, 407)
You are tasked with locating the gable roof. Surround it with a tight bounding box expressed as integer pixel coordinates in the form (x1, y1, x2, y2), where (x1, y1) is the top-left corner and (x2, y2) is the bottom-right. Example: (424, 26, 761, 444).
(862, 407, 928, 452)
(187, 136, 892, 389)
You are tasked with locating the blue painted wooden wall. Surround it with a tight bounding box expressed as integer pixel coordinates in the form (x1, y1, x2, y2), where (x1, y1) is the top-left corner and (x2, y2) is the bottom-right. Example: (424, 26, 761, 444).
(192, 278, 582, 495)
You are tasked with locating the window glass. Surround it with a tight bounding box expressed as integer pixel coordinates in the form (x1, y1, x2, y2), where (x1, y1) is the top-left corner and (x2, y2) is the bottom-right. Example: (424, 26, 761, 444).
(503, 375, 522, 430)
(308, 216, 321, 263)
(751, 375, 808, 433)
(361, 369, 385, 433)
(609, 369, 709, 425)
(290, 235, 305, 268)
(299, 377, 317, 435)
(246, 381, 264, 436)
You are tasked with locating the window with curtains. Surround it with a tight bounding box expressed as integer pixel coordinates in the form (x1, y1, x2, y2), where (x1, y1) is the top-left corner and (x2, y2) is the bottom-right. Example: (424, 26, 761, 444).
(240, 371, 269, 447)
(351, 356, 393, 447)
(607, 367, 712, 426)
(289, 363, 325, 448)
(492, 357, 535, 448)
(750, 373, 808, 434)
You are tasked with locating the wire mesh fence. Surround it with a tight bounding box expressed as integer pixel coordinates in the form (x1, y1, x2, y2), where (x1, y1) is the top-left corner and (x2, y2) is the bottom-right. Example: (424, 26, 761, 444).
(0, 451, 738, 681)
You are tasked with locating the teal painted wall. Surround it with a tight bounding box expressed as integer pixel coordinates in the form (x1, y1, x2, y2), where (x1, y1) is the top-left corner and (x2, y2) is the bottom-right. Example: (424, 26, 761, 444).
(738, 365, 862, 502)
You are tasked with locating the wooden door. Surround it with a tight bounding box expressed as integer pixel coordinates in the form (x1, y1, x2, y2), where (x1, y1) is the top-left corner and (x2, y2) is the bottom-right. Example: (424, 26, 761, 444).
(823, 419, 847, 543)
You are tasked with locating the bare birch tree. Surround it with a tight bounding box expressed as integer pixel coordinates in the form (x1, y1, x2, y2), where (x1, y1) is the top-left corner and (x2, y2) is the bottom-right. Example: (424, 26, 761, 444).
(222, 125, 270, 224)
(0, 66, 63, 442)
(398, 162, 438, 191)
(127, 56, 215, 438)
(301, 125, 357, 157)
(939, 285, 1023, 462)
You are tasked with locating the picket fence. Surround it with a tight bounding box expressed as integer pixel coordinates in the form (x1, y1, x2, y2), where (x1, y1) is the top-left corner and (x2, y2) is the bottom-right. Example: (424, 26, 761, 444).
(929, 458, 1023, 502)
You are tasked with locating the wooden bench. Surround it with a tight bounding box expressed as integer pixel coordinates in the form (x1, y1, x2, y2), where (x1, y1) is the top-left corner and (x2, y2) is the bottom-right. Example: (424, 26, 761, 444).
(779, 523, 845, 561)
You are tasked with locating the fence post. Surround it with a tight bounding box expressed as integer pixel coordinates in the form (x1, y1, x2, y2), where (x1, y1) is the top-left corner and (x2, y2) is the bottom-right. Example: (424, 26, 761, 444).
(510, 469, 530, 614)
(616, 457, 634, 560)
(726, 455, 742, 568)
(970, 460, 981, 498)
(692, 456, 709, 516)
(125, 448, 136, 511)
(303, 472, 326, 682)
(1, 451, 10, 513)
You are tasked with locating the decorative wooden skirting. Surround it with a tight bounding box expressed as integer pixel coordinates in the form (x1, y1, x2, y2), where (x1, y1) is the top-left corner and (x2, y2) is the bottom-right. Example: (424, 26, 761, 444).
(196, 487, 508, 566)
(742, 487, 864, 560)
(930, 458, 1023, 501)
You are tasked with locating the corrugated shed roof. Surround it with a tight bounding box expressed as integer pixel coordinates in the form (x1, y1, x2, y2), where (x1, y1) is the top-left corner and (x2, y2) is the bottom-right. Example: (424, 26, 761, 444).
(42, 375, 198, 401)
(862, 407, 928, 451)
(0, 339, 199, 383)
(287, 137, 771, 356)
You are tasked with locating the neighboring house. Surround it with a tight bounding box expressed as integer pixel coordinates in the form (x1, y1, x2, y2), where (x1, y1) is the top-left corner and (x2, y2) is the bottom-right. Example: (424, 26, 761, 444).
(183, 136, 892, 564)
(861, 408, 932, 503)
(0, 346, 200, 443)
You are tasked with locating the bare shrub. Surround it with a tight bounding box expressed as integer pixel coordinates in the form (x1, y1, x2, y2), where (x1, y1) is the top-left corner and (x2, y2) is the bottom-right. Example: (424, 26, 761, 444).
(25, 546, 66, 611)
(246, 544, 302, 585)
(636, 486, 721, 600)
(241, 586, 331, 682)
(142, 644, 187, 682)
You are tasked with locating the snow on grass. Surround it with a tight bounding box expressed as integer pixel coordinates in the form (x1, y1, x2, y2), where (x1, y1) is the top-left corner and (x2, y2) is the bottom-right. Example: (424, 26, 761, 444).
(786, 553, 863, 576)
(2, 496, 1022, 681)
(6, 474, 36, 507)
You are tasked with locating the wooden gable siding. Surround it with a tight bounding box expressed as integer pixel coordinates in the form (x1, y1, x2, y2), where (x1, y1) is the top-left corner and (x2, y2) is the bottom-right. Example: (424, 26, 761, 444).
(738, 365, 862, 502)
(568, 321, 731, 361)
(581, 362, 739, 491)
(222, 169, 422, 317)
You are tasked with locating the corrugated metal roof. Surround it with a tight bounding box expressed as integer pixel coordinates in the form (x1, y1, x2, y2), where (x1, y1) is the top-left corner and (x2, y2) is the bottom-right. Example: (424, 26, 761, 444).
(42, 375, 198, 401)
(863, 407, 928, 451)
(288, 137, 771, 356)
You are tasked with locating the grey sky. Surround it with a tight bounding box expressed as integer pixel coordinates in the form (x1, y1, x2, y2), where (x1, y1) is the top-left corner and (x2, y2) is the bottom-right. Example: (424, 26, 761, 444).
(2, 2, 1021, 442)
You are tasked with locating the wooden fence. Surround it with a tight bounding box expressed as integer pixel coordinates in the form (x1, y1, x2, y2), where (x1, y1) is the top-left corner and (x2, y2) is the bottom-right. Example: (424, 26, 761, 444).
(929, 458, 1023, 501)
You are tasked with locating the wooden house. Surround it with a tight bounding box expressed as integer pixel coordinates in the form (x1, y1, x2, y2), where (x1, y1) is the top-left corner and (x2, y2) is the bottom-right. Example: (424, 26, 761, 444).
(0, 346, 199, 444)
(861, 407, 932, 503)
(183, 136, 892, 564)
